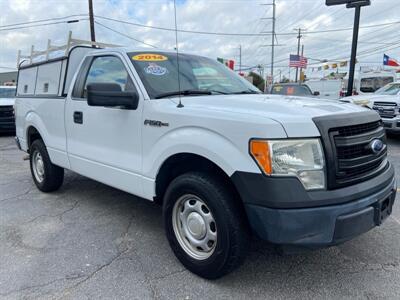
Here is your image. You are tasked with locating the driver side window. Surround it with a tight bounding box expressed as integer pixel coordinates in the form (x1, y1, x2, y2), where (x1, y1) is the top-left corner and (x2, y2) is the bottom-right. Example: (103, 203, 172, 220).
(83, 56, 136, 98)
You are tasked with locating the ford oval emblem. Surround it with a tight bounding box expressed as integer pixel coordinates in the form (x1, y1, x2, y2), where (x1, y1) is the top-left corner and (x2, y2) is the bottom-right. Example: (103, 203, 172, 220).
(370, 139, 384, 154)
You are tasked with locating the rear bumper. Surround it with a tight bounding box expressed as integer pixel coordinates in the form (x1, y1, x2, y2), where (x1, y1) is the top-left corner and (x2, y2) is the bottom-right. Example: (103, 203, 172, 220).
(232, 163, 396, 247)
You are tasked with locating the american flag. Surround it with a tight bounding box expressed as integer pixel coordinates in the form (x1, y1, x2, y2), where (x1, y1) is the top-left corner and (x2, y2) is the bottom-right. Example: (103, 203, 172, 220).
(289, 55, 308, 68)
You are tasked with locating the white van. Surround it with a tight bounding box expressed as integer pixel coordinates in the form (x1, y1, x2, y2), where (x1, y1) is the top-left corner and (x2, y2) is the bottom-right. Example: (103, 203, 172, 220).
(306, 79, 342, 100)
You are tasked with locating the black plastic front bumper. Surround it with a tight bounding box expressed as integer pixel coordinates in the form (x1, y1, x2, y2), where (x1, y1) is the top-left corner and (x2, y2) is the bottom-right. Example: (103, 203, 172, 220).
(0, 118, 15, 133)
(231, 163, 396, 247)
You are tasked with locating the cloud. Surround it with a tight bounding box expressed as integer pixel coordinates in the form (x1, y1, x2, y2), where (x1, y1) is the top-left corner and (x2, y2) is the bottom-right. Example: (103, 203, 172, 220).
(0, 0, 399, 80)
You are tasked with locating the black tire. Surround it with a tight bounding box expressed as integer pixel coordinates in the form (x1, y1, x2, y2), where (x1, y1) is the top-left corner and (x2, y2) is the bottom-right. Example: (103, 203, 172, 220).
(29, 139, 64, 192)
(163, 172, 249, 279)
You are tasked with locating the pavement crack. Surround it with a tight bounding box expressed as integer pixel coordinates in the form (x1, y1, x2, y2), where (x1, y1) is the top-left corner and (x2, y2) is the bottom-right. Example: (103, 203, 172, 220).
(21, 199, 80, 225)
(56, 247, 130, 299)
(152, 268, 187, 281)
(0, 183, 35, 203)
(0, 274, 85, 297)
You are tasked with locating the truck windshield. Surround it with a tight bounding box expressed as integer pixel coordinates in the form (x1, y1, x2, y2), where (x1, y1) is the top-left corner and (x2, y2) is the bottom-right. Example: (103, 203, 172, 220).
(375, 83, 400, 95)
(128, 52, 260, 99)
(0, 87, 16, 98)
(270, 84, 312, 96)
(360, 76, 394, 93)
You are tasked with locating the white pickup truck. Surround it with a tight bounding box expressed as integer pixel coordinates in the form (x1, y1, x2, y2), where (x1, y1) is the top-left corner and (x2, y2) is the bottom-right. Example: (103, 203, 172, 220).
(343, 82, 400, 132)
(14, 45, 396, 279)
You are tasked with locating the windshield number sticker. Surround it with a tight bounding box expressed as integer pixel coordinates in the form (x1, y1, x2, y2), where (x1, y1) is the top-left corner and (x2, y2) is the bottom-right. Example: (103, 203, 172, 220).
(286, 87, 294, 95)
(132, 54, 168, 61)
(144, 63, 168, 76)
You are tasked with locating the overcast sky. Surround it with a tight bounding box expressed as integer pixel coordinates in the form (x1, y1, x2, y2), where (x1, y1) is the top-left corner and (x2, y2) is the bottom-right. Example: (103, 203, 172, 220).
(0, 0, 399, 80)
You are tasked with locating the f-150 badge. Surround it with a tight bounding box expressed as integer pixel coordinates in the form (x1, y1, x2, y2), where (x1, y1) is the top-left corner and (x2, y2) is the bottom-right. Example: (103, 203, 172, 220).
(144, 119, 169, 127)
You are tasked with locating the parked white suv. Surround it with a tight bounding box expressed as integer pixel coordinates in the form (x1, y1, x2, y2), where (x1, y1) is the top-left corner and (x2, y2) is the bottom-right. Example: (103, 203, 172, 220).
(14, 46, 396, 279)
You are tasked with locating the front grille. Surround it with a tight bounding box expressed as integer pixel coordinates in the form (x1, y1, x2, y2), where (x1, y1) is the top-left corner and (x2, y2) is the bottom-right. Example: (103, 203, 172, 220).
(336, 121, 381, 137)
(331, 120, 387, 187)
(373, 101, 397, 119)
(374, 102, 397, 106)
(313, 112, 388, 190)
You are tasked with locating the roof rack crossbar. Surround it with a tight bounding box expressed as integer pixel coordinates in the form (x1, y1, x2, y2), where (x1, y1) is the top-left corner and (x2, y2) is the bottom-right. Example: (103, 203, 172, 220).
(17, 31, 121, 68)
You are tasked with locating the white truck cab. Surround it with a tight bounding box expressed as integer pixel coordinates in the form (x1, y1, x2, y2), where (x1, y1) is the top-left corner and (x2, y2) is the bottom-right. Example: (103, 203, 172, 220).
(14, 42, 396, 279)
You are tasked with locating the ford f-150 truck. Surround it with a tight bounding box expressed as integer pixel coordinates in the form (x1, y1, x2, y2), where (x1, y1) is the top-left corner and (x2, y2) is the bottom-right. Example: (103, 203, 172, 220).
(14, 44, 396, 279)
(343, 82, 400, 132)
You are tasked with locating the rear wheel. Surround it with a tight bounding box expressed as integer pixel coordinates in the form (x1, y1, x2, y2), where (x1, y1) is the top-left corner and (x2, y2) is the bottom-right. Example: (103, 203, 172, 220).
(163, 172, 249, 279)
(29, 139, 64, 192)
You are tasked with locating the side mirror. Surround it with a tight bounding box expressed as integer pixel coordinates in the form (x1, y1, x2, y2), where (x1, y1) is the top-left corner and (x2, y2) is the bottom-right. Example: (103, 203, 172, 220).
(87, 83, 139, 109)
(313, 91, 320, 96)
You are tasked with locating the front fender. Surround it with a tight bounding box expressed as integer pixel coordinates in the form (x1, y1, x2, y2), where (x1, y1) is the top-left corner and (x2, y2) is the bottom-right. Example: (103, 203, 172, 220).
(143, 126, 260, 179)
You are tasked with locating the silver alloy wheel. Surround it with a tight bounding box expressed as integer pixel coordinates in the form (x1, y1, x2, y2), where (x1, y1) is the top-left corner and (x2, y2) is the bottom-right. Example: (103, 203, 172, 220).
(172, 194, 217, 260)
(32, 151, 45, 183)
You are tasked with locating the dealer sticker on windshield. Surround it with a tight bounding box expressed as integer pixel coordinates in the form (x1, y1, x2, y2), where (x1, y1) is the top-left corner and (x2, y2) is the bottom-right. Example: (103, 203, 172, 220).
(132, 54, 168, 61)
(144, 63, 168, 76)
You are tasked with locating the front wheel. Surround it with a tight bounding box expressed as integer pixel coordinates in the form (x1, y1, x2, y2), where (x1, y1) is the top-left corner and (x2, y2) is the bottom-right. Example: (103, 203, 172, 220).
(29, 139, 64, 192)
(163, 172, 249, 279)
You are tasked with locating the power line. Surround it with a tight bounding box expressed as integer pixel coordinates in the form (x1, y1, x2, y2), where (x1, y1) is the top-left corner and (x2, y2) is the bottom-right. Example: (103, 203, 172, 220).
(94, 21, 158, 48)
(95, 15, 273, 36)
(0, 14, 87, 28)
(95, 15, 400, 37)
(279, 2, 327, 32)
(0, 18, 88, 32)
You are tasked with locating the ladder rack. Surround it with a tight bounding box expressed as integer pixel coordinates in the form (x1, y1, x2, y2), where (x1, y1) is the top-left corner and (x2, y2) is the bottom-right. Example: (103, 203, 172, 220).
(17, 31, 120, 68)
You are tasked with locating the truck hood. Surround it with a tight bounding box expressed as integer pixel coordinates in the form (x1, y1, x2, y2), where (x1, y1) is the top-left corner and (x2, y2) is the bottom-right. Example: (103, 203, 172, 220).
(0, 98, 15, 106)
(169, 94, 368, 137)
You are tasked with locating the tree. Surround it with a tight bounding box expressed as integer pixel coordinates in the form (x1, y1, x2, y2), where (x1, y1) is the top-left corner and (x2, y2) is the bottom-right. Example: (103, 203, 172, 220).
(248, 72, 265, 91)
(280, 76, 290, 83)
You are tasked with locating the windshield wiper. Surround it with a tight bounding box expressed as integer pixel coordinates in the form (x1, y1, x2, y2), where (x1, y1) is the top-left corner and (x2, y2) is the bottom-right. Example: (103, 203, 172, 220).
(209, 90, 229, 95)
(232, 90, 260, 95)
(155, 90, 212, 99)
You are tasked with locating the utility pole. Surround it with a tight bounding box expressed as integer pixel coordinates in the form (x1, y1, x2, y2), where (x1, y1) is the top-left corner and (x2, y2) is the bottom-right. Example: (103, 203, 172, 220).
(260, 1, 278, 92)
(294, 28, 303, 83)
(88, 0, 96, 44)
(299, 44, 304, 83)
(239, 45, 242, 74)
(270, 0, 276, 80)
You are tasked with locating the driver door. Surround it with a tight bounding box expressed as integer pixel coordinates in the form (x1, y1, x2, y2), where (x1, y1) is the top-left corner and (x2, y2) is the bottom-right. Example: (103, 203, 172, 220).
(65, 53, 145, 197)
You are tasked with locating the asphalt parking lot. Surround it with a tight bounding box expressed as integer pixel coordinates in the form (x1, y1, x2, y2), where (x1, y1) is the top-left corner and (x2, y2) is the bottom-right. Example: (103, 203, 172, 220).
(1, 135, 400, 300)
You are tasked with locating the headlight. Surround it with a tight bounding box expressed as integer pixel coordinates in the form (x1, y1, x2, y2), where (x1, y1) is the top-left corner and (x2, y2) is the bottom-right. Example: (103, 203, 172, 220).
(250, 139, 325, 190)
(353, 99, 371, 107)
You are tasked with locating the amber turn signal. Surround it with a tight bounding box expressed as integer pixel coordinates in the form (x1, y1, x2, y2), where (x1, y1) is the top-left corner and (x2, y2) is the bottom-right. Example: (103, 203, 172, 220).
(249, 140, 272, 175)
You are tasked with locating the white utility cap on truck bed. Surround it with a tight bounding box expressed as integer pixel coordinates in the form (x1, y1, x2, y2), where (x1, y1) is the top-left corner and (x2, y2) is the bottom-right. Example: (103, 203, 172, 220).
(16, 31, 120, 97)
